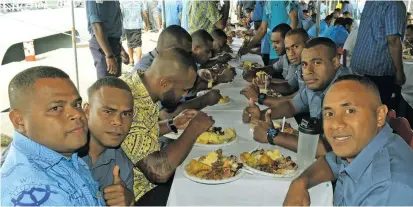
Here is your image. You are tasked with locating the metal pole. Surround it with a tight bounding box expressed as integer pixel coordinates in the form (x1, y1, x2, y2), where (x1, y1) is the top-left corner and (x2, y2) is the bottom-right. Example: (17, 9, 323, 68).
(316, 0, 321, 37)
(408, 0, 411, 13)
(162, 0, 166, 29)
(70, 0, 80, 90)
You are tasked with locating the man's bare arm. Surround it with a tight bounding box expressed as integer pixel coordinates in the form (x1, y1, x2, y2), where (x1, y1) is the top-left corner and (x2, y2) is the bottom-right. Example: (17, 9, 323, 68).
(262, 93, 295, 107)
(92, 22, 113, 56)
(289, 11, 299, 29)
(135, 127, 203, 183)
(159, 96, 213, 120)
(268, 82, 296, 95)
(142, 11, 150, 29)
(158, 120, 172, 136)
(388, 35, 403, 73)
(260, 99, 298, 120)
(293, 157, 335, 189)
(245, 21, 268, 51)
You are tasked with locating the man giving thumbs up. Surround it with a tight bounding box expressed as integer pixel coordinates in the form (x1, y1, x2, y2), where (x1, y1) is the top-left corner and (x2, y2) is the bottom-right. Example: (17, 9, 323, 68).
(103, 165, 135, 206)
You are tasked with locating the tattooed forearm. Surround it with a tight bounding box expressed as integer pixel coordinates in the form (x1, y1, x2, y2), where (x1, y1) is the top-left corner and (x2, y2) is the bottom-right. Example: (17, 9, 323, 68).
(136, 150, 173, 183)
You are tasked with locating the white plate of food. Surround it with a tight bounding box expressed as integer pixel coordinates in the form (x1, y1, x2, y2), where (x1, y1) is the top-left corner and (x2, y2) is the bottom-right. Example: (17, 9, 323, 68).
(249, 121, 298, 136)
(195, 127, 237, 148)
(196, 91, 232, 106)
(164, 127, 237, 148)
(240, 148, 299, 178)
(182, 149, 245, 184)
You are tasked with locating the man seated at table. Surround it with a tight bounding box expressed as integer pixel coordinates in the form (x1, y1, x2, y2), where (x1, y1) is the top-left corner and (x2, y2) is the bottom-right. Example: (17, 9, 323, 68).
(241, 28, 308, 105)
(307, 15, 333, 38)
(159, 29, 236, 119)
(210, 29, 232, 57)
(283, 74, 413, 206)
(132, 25, 192, 72)
(130, 26, 230, 119)
(81, 77, 135, 206)
(120, 48, 216, 204)
(242, 23, 292, 82)
(329, 17, 353, 47)
(1, 66, 105, 206)
(243, 37, 353, 157)
(320, 17, 343, 38)
(190, 29, 236, 89)
(1, 76, 136, 206)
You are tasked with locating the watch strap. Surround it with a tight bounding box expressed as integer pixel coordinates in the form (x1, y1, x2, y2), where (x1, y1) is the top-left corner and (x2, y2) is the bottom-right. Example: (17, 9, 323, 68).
(258, 93, 267, 105)
(167, 119, 178, 133)
(267, 128, 279, 145)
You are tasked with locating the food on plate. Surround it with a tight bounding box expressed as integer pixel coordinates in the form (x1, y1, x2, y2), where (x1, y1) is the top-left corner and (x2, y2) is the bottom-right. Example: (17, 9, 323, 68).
(242, 61, 262, 70)
(272, 122, 299, 135)
(218, 95, 231, 104)
(255, 71, 267, 78)
(185, 149, 243, 180)
(240, 149, 298, 175)
(267, 89, 282, 98)
(197, 127, 236, 144)
(403, 54, 413, 60)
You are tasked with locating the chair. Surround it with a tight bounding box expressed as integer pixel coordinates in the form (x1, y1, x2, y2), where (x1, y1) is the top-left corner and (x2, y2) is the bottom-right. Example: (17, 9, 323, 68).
(387, 110, 413, 148)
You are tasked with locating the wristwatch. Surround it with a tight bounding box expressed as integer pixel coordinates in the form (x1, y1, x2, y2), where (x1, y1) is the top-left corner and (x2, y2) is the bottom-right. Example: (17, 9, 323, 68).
(267, 128, 279, 145)
(167, 119, 178, 133)
(258, 93, 267, 105)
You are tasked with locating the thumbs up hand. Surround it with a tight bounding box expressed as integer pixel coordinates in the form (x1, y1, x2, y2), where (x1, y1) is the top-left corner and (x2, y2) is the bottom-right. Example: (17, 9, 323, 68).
(253, 109, 276, 143)
(242, 98, 261, 123)
(103, 165, 135, 206)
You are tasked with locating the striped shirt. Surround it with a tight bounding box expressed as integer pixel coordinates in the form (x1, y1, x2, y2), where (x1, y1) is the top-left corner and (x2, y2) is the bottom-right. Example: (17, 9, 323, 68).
(350, 1, 406, 76)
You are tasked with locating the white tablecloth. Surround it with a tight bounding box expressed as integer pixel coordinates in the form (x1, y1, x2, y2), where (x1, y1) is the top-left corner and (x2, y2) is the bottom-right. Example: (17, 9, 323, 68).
(402, 62, 413, 108)
(166, 38, 333, 206)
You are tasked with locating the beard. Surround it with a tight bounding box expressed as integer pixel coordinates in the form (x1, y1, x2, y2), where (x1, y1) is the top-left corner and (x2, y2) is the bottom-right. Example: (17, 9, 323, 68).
(160, 89, 179, 109)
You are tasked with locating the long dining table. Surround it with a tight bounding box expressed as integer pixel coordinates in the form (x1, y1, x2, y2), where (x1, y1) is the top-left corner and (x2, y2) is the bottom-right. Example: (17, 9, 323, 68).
(165, 38, 334, 206)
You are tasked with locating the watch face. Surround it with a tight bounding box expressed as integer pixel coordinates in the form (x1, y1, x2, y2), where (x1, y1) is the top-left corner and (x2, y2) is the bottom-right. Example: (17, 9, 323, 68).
(268, 128, 278, 137)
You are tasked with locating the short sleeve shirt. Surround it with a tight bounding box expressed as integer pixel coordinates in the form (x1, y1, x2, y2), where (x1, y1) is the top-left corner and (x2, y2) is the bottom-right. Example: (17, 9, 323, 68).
(81, 148, 134, 193)
(86, 0, 122, 38)
(120, 71, 160, 200)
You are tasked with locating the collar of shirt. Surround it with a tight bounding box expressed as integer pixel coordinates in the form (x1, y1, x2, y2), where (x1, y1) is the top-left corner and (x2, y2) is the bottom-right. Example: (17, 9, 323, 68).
(340, 124, 392, 182)
(318, 66, 351, 97)
(83, 148, 117, 170)
(12, 131, 81, 169)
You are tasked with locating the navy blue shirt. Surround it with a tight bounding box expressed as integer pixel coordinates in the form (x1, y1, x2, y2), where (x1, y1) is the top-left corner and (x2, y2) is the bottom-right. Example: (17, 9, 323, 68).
(86, 0, 122, 38)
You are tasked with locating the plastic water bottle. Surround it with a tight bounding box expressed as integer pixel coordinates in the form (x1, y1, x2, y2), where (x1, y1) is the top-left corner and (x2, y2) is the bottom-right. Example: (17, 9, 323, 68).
(297, 118, 322, 171)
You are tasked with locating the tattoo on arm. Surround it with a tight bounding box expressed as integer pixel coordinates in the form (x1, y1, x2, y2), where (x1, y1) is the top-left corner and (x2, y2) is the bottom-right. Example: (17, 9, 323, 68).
(136, 150, 173, 183)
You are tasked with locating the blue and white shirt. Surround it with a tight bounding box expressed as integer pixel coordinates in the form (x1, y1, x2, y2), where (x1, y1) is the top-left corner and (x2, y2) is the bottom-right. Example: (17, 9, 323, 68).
(350, 1, 406, 76)
(1, 131, 105, 206)
(120, 0, 148, 30)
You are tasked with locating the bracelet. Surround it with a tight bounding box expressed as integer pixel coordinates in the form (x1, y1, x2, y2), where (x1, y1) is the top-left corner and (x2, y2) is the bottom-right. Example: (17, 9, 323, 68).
(105, 54, 115, 59)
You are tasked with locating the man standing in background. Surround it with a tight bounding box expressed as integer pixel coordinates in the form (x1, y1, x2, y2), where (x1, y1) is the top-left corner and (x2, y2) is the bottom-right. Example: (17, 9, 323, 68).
(187, 1, 228, 33)
(164, 0, 182, 27)
(351, 1, 406, 110)
(120, 0, 150, 66)
(87, 0, 126, 79)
